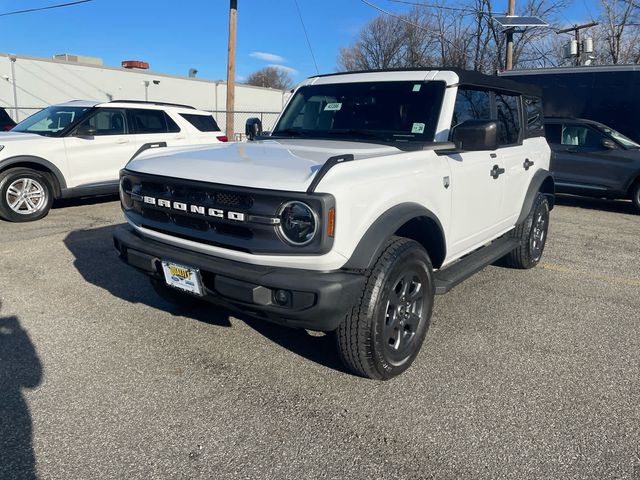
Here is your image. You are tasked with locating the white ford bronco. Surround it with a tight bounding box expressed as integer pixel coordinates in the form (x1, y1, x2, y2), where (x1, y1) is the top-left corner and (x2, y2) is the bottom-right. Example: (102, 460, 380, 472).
(114, 69, 554, 380)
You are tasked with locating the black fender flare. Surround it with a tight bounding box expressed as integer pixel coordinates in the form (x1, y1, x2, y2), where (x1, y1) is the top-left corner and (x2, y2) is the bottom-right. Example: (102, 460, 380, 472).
(343, 202, 446, 270)
(517, 169, 555, 225)
(0, 155, 67, 195)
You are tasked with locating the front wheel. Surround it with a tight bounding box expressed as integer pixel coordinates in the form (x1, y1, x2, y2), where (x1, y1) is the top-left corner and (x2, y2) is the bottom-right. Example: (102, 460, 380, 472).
(336, 237, 435, 380)
(0, 168, 54, 222)
(631, 181, 640, 213)
(503, 193, 550, 269)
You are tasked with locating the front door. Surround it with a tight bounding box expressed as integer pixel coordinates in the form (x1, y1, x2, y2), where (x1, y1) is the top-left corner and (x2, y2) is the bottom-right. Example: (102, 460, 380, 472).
(446, 87, 506, 256)
(549, 122, 633, 191)
(63, 108, 137, 187)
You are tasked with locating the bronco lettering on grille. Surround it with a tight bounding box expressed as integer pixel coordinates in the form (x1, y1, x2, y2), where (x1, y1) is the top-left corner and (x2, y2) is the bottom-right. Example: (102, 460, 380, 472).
(143, 195, 246, 222)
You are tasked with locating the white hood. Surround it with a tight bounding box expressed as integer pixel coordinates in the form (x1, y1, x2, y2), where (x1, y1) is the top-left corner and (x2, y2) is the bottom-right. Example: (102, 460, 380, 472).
(0, 132, 49, 143)
(126, 139, 403, 192)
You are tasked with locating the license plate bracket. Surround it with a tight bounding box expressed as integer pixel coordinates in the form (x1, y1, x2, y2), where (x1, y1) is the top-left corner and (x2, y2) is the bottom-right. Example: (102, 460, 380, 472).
(160, 261, 203, 296)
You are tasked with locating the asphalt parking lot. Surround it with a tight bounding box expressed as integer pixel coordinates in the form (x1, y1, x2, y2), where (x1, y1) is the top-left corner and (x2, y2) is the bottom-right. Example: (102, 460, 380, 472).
(1, 195, 639, 480)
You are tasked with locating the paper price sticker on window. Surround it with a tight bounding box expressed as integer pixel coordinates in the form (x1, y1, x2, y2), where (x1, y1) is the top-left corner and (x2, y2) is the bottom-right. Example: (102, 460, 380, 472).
(411, 123, 425, 134)
(324, 102, 342, 111)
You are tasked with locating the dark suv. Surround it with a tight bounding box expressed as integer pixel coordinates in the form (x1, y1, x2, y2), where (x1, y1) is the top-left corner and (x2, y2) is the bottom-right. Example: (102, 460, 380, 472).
(545, 117, 640, 212)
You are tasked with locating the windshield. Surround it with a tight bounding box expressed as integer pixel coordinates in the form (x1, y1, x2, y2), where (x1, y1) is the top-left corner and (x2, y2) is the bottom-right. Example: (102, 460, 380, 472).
(597, 125, 640, 149)
(272, 80, 446, 144)
(12, 106, 92, 136)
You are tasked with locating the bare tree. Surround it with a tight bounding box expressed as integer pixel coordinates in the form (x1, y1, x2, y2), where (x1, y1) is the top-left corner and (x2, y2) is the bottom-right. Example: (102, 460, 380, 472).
(338, 0, 571, 72)
(246, 66, 294, 90)
(594, 0, 639, 64)
(338, 15, 407, 70)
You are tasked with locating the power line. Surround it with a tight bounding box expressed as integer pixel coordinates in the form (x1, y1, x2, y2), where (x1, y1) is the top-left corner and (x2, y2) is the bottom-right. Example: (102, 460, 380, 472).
(385, 0, 484, 15)
(293, 0, 319, 74)
(0, 0, 94, 18)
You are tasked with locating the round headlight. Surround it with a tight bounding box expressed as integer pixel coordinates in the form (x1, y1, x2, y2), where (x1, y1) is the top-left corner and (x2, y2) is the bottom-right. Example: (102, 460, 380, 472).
(119, 176, 134, 210)
(277, 201, 318, 246)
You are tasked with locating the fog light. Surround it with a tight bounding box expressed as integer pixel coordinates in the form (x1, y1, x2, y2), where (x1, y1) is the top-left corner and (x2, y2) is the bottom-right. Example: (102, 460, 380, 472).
(273, 289, 291, 306)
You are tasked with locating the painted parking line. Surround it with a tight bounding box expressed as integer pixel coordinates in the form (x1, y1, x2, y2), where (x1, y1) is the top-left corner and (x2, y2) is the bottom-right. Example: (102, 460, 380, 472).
(541, 262, 640, 287)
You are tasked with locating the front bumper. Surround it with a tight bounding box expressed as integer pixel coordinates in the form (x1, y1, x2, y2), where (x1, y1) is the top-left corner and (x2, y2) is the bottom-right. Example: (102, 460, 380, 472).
(113, 225, 365, 331)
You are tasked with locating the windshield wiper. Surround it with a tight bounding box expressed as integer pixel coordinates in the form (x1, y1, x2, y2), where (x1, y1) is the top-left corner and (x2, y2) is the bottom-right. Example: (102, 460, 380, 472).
(270, 127, 308, 137)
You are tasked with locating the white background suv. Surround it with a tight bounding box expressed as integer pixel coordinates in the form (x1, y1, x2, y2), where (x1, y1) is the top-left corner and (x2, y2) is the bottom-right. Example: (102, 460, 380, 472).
(0, 100, 227, 222)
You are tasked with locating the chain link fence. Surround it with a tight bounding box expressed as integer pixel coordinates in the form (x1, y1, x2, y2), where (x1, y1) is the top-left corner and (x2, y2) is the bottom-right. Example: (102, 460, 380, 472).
(209, 110, 281, 141)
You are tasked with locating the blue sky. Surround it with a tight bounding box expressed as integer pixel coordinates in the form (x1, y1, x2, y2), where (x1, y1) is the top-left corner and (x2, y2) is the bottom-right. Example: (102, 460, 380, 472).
(0, 0, 597, 82)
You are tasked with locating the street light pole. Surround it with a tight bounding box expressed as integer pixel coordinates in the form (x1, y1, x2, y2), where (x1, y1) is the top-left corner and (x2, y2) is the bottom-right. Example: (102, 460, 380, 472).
(226, 0, 237, 140)
(505, 0, 515, 70)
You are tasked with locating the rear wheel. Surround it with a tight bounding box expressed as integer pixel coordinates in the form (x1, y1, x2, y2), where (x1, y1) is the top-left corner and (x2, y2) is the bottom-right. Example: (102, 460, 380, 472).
(336, 237, 434, 380)
(0, 168, 53, 222)
(503, 193, 549, 269)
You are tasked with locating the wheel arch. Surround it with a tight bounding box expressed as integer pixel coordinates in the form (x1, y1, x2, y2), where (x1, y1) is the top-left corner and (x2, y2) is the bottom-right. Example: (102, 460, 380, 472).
(0, 156, 66, 198)
(343, 203, 447, 270)
(516, 169, 555, 225)
(625, 171, 640, 196)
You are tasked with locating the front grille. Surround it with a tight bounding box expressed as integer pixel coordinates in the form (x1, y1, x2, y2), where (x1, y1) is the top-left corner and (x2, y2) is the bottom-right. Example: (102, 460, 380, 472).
(122, 170, 334, 255)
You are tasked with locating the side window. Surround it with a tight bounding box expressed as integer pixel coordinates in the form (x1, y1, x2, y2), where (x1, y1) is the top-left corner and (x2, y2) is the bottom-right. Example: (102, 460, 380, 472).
(77, 108, 128, 136)
(451, 88, 492, 131)
(561, 124, 605, 148)
(130, 109, 181, 134)
(524, 96, 544, 136)
(180, 113, 221, 132)
(495, 93, 521, 146)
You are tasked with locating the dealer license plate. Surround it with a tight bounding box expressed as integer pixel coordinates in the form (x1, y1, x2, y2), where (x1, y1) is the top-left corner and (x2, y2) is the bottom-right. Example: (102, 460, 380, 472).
(161, 261, 203, 296)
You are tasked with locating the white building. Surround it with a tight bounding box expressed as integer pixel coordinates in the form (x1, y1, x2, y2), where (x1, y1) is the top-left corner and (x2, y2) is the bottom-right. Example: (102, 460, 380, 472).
(0, 52, 288, 134)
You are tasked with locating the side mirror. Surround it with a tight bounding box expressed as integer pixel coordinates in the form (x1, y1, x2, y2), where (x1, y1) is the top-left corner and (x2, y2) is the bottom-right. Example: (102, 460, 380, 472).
(601, 138, 617, 150)
(245, 117, 262, 141)
(451, 120, 498, 151)
(75, 125, 97, 137)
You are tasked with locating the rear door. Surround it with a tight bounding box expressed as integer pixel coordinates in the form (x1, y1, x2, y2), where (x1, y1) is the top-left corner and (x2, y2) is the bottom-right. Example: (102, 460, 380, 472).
(494, 92, 529, 223)
(128, 108, 191, 150)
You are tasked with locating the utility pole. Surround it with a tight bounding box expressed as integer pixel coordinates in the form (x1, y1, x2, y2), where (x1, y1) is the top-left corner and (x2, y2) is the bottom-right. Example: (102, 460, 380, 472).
(557, 22, 598, 66)
(226, 0, 237, 139)
(505, 0, 515, 70)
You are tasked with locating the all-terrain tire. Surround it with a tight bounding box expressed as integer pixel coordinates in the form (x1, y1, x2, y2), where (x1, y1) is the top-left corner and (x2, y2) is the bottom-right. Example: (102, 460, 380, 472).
(335, 237, 435, 380)
(503, 193, 550, 269)
(0, 168, 54, 222)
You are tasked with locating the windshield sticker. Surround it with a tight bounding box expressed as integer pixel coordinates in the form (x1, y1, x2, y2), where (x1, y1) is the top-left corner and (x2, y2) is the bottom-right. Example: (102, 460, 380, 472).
(411, 123, 425, 134)
(324, 102, 342, 111)
(412, 84, 422, 92)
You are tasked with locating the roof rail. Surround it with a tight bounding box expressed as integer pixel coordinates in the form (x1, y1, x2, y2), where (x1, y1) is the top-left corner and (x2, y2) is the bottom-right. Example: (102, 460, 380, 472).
(107, 100, 196, 110)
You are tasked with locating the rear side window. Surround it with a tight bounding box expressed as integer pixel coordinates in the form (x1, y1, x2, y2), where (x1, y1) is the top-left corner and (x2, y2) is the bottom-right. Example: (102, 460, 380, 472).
(180, 113, 220, 132)
(130, 109, 180, 134)
(495, 93, 521, 146)
(524, 96, 544, 136)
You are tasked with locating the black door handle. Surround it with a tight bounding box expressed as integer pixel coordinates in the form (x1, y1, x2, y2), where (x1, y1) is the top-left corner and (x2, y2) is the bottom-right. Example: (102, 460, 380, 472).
(523, 158, 534, 170)
(490, 164, 505, 179)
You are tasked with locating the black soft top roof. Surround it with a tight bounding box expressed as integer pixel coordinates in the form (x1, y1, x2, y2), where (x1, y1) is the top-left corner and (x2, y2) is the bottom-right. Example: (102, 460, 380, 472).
(312, 67, 542, 97)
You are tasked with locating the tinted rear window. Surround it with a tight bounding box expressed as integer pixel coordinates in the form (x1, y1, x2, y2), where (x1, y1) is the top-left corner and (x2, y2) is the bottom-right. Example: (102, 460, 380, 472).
(130, 109, 180, 134)
(180, 113, 220, 132)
